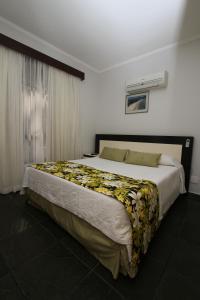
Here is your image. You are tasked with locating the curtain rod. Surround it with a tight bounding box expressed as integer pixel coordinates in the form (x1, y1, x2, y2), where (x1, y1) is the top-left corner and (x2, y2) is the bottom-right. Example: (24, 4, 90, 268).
(0, 33, 85, 81)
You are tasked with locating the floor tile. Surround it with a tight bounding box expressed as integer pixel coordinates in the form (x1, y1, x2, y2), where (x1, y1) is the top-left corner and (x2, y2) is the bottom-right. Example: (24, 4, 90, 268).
(94, 255, 164, 299)
(186, 197, 200, 221)
(0, 255, 9, 279)
(0, 192, 200, 300)
(156, 205, 184, 238)
(0, 194, 12, 200)
(185, 192, 200, 202)
(0, 193, 28, 214)
(147, 230, 176, 265)
(155, 269, 200, 300)
(0, 198, 37, 241)
(167, 238, 200, 282)
(105, 288, 124, 300)
(0, 274, 25, 300)
(14, 244, 90, 300)
(9, 192, 28, 208)
(70, 271, 120, 300)
(61, 234, 98, 269)
(40, 217, 68, 240)
(25, 201, 51, 224)
(0, 224, 56, 269)
(180, 217, 200, 246)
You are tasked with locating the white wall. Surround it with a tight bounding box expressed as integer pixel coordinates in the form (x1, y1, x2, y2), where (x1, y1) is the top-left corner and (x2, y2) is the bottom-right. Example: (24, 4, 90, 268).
(96, 39, 200, 194)
(0, 17, 99, 155)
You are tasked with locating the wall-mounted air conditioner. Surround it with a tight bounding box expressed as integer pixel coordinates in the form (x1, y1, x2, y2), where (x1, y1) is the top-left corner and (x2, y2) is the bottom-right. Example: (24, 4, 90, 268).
(126, 71, 168, 93)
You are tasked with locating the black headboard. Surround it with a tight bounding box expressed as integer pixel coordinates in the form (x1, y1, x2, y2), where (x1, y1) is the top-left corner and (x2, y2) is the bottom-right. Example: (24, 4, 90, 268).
(95, 134, 194, 191)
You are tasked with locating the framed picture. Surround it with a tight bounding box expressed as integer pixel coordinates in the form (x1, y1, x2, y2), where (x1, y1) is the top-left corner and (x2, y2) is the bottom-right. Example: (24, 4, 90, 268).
(125, 92, 149, 114)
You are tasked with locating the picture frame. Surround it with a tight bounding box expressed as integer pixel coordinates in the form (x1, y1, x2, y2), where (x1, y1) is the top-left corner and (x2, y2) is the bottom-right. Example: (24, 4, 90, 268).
(125, 91, 149, 114)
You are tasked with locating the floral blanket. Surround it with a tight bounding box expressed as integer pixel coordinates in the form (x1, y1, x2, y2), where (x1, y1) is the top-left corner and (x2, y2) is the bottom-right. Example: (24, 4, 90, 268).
(32, 161, 159, 275)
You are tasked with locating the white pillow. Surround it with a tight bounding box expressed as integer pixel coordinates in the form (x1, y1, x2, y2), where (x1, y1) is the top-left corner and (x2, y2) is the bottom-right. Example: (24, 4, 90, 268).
(159, 154, 177, 166)
(159, 154, 186, 193)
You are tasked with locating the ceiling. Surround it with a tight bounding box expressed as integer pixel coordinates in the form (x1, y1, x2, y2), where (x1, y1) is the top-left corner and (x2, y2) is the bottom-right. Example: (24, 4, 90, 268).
(0, 0, 200, 72)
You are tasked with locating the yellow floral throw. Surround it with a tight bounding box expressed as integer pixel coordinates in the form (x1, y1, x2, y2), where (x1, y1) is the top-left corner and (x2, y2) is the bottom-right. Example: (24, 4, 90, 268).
(32, 161, 159, 276)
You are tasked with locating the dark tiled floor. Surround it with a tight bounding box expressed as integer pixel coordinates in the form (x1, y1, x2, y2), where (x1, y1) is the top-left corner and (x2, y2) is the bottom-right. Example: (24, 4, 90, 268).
(0, 193, 200, 299)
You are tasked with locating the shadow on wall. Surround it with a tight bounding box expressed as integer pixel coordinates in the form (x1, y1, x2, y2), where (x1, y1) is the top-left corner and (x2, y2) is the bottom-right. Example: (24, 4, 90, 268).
(178, 0, 200, 41)
(171, 0, 200, 193)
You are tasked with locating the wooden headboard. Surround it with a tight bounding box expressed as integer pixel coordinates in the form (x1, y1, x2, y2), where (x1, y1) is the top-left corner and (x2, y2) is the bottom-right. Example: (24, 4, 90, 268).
(95, 134, 194, 191)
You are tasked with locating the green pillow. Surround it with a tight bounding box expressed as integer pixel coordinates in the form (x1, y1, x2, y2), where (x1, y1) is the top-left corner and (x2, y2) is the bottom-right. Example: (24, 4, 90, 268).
(100, 147, 127, 162)
(125, 150, 161, 167)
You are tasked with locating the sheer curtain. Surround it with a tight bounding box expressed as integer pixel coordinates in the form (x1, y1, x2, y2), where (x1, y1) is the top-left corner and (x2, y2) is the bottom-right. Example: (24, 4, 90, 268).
(23, 60, 81, 163)
(23, 58, 49, 163)
(0, 45, 81, 194)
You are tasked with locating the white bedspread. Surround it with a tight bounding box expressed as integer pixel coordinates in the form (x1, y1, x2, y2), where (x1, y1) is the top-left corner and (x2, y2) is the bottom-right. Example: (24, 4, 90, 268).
(23, 157, 184, 260)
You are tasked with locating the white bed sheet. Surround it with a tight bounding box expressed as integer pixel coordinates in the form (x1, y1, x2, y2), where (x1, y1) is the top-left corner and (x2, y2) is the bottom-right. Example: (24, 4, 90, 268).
(23, 157, 184, 261)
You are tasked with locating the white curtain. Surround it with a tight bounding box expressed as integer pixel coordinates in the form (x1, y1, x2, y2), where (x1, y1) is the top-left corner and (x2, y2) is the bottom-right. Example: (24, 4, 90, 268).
(0, 46, 24, 194)
(47, 67, 81, 161)
(0, 45, 81, 194)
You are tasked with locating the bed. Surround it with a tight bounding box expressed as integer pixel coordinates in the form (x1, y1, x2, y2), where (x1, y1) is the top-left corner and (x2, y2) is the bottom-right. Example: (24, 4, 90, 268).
(23, 134, 193, 279)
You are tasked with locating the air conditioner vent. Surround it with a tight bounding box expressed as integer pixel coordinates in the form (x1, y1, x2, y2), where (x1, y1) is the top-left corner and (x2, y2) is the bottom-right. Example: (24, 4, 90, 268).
(126, 71, 168, 93)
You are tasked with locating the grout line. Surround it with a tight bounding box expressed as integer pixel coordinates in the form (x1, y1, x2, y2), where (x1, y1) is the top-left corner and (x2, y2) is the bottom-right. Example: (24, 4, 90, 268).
(69, 263, 99, 296)
(58, 238, 124, 297)
(8, 268, 28, 299)
(92, 266, 125, 299)
(68, 262, 125, 299)
(60, 237, 125, 298)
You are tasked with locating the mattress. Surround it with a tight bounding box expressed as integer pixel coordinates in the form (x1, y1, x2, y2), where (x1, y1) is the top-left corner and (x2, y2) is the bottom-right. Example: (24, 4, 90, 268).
(23, 157, 184, 261)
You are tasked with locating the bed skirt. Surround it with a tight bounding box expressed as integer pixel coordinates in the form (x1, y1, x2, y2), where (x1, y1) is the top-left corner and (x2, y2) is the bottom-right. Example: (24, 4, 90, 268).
(25, 188, 135, 279)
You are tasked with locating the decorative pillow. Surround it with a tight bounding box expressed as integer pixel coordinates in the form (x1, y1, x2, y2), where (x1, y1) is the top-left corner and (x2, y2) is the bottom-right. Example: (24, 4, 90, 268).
(99, 147, 127, 162)
(125, 150, 161, 167)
